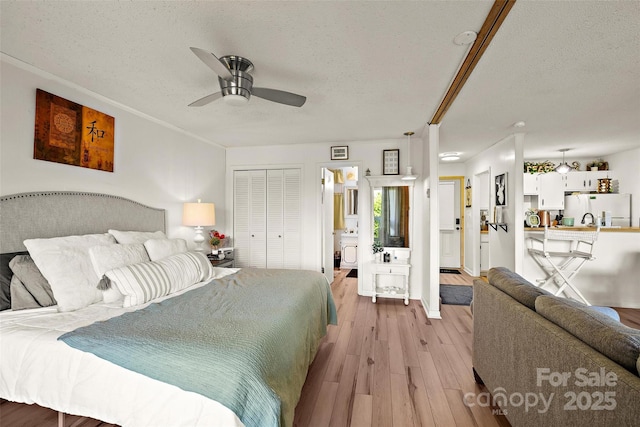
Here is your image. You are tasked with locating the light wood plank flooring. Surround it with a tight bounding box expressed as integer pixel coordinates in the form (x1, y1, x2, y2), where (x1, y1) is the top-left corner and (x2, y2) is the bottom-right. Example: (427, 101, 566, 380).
(2, 269, 638, 427)
(292, 269, 510, 427)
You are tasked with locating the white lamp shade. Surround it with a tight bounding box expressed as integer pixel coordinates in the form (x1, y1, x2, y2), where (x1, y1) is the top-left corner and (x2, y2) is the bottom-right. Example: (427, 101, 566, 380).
(182, 202, 216, 226)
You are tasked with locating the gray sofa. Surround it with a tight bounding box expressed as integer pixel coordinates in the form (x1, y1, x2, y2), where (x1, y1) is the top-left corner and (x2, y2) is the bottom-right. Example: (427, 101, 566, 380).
(472, 267, 640, 426)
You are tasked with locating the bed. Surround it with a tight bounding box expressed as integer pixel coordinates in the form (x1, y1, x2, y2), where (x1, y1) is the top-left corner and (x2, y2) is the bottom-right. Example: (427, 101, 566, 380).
(0, 191, 337, 427)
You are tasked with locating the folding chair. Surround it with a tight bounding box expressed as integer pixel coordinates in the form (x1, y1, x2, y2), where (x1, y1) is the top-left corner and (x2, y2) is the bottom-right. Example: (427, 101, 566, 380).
(528, 226, 599, 306)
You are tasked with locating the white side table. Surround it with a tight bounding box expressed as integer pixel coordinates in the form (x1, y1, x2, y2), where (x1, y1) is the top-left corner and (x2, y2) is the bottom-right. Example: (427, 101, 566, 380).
(371, 261, 410, 305)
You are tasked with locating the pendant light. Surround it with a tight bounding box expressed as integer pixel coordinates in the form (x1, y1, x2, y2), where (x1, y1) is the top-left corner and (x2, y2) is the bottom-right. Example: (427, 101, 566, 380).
(555, 148, 572, 174)
(401, 131, 417, 180)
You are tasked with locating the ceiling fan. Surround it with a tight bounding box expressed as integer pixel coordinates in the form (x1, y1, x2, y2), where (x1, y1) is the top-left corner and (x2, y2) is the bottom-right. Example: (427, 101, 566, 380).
(188, 47, 306, 108)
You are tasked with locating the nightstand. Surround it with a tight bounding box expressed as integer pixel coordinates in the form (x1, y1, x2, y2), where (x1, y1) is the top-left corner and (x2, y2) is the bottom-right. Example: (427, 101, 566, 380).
(209, 258, 235, 268)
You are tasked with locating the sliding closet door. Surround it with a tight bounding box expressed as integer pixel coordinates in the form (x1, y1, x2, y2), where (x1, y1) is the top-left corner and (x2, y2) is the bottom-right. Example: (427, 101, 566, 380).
(282, 169, 301, 269)
(266, 170, 284, 268)
(233, 170, 266, 268)
(234, 168, 300, 269)
(233, 171, 251, 267)
(248, 171, 267, 268)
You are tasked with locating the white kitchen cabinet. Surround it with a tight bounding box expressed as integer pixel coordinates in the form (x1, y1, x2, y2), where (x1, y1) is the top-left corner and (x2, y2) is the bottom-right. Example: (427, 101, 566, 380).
(538, 172, 564, 209)
(234, 169, 301, 269)
(523, 173, 539, 195)
(563, 170, 614, 192)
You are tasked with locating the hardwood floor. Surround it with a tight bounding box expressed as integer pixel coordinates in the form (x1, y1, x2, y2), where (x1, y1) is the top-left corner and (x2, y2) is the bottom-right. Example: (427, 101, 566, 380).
(292, 269, 510, 427)
(2, 269, 637, 426)
(439, 268, 475, 286)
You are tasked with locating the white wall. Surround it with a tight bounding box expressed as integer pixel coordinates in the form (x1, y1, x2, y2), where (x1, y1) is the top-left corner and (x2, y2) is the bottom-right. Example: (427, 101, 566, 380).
(604, 147, 640, 227)
(464, 134, 524, 275)
(226, 137, 426, 300)
(0, 57, 226, 246)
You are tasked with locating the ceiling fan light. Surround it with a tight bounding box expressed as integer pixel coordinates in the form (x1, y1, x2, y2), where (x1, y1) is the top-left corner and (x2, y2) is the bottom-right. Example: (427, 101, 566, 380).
(223, 94, 249, 107)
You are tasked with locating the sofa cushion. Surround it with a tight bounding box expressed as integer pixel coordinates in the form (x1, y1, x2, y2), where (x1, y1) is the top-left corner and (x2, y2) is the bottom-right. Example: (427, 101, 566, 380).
(488, 267, 552, 310)
(536, 295, 640, 375)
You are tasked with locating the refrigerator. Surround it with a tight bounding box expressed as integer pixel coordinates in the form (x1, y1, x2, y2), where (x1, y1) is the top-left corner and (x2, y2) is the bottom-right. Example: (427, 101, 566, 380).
(563, 193, 632, 227)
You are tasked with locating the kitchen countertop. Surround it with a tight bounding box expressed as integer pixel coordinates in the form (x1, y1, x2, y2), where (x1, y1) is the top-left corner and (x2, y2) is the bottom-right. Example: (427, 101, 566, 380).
(524, 226, 640, 233)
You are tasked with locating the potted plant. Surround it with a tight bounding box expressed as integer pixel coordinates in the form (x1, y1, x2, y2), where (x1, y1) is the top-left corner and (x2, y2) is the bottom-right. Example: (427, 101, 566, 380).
(372, 240, 384, 262)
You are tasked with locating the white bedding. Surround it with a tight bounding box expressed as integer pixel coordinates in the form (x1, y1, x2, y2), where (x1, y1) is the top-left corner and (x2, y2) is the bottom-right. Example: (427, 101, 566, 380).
(0, 271, 245, 427)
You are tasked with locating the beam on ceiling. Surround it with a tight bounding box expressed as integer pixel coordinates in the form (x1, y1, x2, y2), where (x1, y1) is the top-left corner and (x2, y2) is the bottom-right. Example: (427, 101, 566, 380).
(430, 0, 516, 125)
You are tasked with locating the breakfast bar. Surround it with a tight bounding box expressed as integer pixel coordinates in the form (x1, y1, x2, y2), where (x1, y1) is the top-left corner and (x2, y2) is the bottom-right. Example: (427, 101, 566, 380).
(522, 226, 640, 308)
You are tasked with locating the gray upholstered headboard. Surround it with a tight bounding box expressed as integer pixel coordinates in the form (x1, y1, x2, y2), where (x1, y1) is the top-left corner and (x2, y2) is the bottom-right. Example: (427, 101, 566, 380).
(0, 191, 166, 253)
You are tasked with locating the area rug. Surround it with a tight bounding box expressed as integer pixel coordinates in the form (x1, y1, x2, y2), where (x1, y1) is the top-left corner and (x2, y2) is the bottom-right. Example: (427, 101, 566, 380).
(346, 269, 358, 278)
(440, 285, 473, 306)
(440, 268, 461, 274)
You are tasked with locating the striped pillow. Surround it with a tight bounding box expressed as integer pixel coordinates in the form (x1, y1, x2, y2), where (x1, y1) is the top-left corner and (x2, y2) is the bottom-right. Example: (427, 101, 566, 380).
(105, 252, 212, 307)
(156, 252, 212, 293)
(105, 261, 171, 307)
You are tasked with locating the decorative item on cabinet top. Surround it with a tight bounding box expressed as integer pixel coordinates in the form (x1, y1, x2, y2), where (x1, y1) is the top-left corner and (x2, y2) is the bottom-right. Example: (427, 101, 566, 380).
(524, 160, 555, 174)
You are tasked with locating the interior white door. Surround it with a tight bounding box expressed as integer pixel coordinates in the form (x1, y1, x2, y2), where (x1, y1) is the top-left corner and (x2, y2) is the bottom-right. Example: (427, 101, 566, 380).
(248, 170, 267, 268)
(266, 170, 284, 268)
(322, 168, 335, 284)
(282, 169, 301, 269)
(439, 180, 460, 268)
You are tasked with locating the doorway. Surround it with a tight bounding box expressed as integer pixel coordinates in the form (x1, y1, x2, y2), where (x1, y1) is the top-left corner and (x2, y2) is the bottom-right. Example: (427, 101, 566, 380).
(321, 166, 360, 284)
(439, 176, 464, 269)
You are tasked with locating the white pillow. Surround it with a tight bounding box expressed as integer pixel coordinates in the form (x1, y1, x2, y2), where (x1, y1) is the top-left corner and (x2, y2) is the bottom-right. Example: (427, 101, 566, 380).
(89, 243, 150, 303)
(144, 238, 188, 261)
(24, 233, 117, 312)
(105, 252, 211, 307)
(107, 229, 167, 244)
(105, 261, 172, 307)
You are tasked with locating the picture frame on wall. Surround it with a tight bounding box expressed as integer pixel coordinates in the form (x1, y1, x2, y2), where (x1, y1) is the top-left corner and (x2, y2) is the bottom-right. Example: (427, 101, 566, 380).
(465, 179, 472, 208)
(495, 173, 507, 207)
(33, 89, 115, 172)
(383, 149, 399, 175)
(331, 146, 349, 160)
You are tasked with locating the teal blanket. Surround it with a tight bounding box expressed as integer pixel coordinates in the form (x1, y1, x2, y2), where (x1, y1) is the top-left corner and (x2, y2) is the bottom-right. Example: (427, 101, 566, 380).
(59, 268, 337, 427)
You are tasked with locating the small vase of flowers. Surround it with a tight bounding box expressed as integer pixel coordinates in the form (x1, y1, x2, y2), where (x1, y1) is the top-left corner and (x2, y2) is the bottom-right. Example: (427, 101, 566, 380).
(209, 230, 226, 254)
(372, 240, 384, 262)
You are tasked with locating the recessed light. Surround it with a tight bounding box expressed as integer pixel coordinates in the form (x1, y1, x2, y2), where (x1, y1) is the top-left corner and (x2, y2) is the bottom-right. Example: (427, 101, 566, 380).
(453, 31, 477, 46)
(439, 152, 461, 158)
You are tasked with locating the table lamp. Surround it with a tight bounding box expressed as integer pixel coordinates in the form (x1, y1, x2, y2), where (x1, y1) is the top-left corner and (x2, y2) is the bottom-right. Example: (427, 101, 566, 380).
(182, 199, 216, 251)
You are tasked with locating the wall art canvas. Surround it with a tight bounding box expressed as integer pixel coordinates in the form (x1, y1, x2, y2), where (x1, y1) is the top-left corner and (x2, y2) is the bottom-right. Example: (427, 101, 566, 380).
(495, 173, 507, 207)
(34, 89, 114, 172)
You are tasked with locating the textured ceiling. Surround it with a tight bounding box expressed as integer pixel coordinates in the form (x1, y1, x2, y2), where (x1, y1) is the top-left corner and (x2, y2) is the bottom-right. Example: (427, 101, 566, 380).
(1, 1, 639, 162)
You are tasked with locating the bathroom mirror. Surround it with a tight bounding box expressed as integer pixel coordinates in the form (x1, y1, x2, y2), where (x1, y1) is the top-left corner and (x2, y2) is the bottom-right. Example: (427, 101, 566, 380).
(345, 186, 358, 217)
(372, 186, 410, 248)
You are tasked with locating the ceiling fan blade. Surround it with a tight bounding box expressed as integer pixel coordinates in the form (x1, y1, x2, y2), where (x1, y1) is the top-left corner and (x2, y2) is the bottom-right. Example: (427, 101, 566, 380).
(188, 91, 223, 107)
(190, 47, 233, 80)
(252, 87, 306, 107)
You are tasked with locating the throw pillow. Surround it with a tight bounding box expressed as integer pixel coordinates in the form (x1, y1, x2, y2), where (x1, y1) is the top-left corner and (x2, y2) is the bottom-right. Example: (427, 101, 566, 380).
(156, 252, 212, 293)
(488, 267, 552, 310)
(536, 295, 640, 375)
(9, 255, 56, 309)
(144, 238, 188, 261)
(0, 251, 28, 311)
(105, 260, 172, 307)
(89, 243, 150, 304)
(107, 229, 167, 244)
(24, 233, 117, 312)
